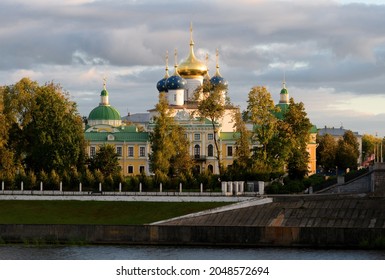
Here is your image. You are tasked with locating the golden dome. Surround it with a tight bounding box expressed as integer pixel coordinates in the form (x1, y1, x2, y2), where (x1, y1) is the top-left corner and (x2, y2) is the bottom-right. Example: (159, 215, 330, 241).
(177, 24, 208, 78)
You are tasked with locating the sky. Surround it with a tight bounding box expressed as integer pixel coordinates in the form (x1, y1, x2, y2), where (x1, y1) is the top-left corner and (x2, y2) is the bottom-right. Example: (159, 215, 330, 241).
(1, 0, 385, 137)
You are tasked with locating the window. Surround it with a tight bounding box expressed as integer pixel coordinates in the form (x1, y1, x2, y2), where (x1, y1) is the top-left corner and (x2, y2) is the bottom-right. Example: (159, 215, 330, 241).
(116, 146, 122, 157)
(227, 146, 233, 157)
(194, 144, 200, 158)
(208, 144, 214, 157)
(194, 133, 201, 141)
(139, 166, 145, 174)
(208, 133, 214, 140)
(174, 94, 177, 102)
(139, 146, 146, 157)
(128, 166, 134, 174)
(128, 146, 134, 157)
(207, 164, 214, 173)
(90, 146, 96, 157)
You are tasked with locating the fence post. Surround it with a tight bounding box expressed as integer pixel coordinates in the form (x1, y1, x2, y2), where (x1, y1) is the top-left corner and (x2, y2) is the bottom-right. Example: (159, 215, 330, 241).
(2, 181, 4, 191)
(139, 182, 142, 193)
(160, 183, 162, 193)
(40, 181, 43, 192)
(200, 182, 203, 193)
(119, 182, 122, 193)
(179, 183, 182, 193)
(99, 182, 102, 192)
(60, 181, 63, 192)
(21, 181, 24, 191)
(79, 182, 82, 192)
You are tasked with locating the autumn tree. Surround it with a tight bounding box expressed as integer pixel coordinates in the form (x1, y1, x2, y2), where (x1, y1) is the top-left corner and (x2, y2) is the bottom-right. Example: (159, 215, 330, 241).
(193, 82, 228, 175)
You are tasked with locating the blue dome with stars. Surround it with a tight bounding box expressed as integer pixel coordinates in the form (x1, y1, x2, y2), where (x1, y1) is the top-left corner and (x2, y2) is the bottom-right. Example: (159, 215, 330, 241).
(210, 75, 228, 86)
(166, 74, 187, 90)
(156, 77, 168, 92)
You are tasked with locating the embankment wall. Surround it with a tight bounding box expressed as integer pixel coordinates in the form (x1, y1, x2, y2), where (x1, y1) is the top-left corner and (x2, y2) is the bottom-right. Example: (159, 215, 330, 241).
(1, 224, 384, 248)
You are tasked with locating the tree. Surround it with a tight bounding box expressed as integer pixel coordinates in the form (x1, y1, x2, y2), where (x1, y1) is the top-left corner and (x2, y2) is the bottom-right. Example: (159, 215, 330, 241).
(284, 98, 312, 179)
(335, 130, 360, 171)
(317, 133, 337, 173)
(245, 86, 279, 170)
(149, 92, 193, 182)
(0, 78, 86, 176)
(362, 134, 379, 162)
(89, 144, 121, 178)
(193, 83, 228, 175)
(231, 107, 251, 171)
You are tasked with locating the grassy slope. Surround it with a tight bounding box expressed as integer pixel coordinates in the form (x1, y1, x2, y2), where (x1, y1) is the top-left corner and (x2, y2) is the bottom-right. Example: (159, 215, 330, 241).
(0, 200, 230, 225)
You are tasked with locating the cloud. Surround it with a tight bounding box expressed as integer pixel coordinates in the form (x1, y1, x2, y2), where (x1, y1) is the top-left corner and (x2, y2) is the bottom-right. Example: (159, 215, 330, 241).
(1, 0, 385, 136)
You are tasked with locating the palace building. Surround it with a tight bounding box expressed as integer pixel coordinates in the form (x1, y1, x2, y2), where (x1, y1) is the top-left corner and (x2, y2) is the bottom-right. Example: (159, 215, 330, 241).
(84, 26, 317, 176)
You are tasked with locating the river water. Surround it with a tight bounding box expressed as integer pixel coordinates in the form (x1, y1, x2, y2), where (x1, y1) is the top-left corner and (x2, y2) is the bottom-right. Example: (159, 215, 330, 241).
(0, 245, 384, 260)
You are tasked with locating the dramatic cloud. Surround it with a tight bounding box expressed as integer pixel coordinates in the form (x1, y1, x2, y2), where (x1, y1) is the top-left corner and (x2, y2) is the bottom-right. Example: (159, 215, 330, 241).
(1, 0, 385, 136)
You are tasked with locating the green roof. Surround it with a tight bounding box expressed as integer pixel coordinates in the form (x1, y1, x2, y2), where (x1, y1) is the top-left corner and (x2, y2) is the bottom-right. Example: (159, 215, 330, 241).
(85, 131, 149, 142)
(88, 105, 121, 121)
(310, 125, 318, 133)
(220, 132, 240, 141)
(280, 88, 288, 94)
(275, 103, 289, 120)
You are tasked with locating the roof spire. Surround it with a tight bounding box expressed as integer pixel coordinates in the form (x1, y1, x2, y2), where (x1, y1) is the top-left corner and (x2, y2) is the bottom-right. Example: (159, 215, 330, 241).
(204, 53, 211, 80)
(164, 50, 169, 78)
(173, 48, 180, 76)
(214, 48, 222, 77)
(103, 76, 107, 90)
(190, 21, 194, 46)
(282, 70, 286, 89)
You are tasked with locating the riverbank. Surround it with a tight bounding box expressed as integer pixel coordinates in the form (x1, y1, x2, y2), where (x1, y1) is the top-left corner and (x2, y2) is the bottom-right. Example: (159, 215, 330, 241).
(1, 194, 384, 248)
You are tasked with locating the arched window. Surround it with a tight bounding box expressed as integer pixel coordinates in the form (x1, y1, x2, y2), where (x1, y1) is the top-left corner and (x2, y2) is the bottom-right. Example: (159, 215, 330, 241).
(208, 164, 214, 173)
(208, 144, 214, 157)
(194, 144, 200, 158)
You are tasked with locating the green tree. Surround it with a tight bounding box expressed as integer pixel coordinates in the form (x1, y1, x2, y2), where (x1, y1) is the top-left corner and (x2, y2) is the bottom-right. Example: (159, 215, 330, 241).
(245, 86, 279, 170)
(284, 98, 312, 179)
(149, 92, 193, 182)
(232, 107, 251, 171)
(194, 83, 228, 175)
(335, 130, 360, 171)
(317, 133, 337, 173)
(89, 144, 121, 178)
(362, 134, 379, 162)
(0, 78, 86, 176)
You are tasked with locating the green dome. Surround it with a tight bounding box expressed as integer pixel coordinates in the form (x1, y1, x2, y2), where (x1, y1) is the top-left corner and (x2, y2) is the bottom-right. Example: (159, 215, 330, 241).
(280, 88, 288, 94)
(101, 89, 108, 96)
(88, 105, 121, 121)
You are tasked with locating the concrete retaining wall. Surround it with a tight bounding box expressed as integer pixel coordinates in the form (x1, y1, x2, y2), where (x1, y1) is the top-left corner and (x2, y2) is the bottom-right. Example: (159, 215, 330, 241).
(1, 224, 384, 248)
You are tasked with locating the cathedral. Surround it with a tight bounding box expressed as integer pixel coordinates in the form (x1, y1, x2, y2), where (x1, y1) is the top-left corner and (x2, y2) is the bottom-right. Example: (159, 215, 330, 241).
(84, 26, 317, 176)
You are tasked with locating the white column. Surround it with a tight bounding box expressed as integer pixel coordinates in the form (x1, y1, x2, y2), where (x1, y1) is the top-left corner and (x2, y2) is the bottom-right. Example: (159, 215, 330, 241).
(60, 181, 63, 192)
(2, 181, 4, 191)
(200, 182, 203, 193)
(79, 182, 82, 192)
(221, 181, 227, 193)
(40, 181, 43, 191)
(258, 181, 265, 195)
(139, 182, 142, 192)
(21, 181, 24, 191)
(99, 182, 102, 192)
(160, 183, 163, 193)
(179, 183, 182, 193)
(119, 182, 122, 192)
